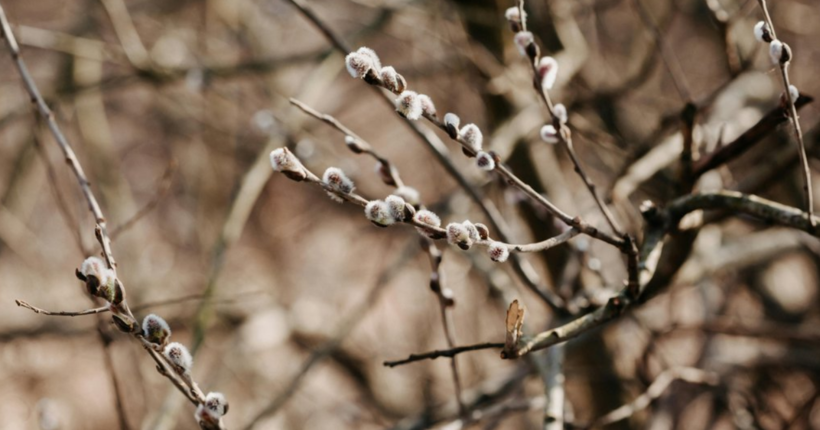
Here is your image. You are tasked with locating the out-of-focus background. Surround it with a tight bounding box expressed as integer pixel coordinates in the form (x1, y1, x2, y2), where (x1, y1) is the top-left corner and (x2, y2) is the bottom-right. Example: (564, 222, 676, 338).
(1, 0, 819, 428)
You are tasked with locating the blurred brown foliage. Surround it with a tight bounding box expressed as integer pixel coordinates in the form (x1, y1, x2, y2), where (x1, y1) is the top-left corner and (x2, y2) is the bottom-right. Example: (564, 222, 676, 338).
(1, 0, 819, 429)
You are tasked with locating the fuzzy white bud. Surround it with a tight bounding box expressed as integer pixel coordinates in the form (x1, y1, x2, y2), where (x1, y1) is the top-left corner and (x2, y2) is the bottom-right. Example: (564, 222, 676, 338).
(444, 112, 461, 138)
(365, 200, 395, 227)
(459, 124, 483, 152)
(142, 314, 171, 345)
(446, 223, 473, 250)
(393, 186, 420, 205)
(540, 125, 559, 144)
(769, 39, 786, 65)
(462, 220, 480, 242)
(201, 392, 229, 418)
(344, 135, 366, 153)
(488, 242, 510, 262)
(418, 94, 436, 117)
(514, 32, 534, 57)
(395, 91, 423, 120)
(537, 57, 558, 91)
(78, 256, 118, 301)
(476, 151, 495, 171)
(379, 66, 406, 93)
(788, 85, 799, 102)
(385, 195, 407, 222)
(163, 342, 193, 375)
(553, 103, 568, 124)
(356, 47, 381, 72)
(323, 167, 355, 195)
(444, 113, 460, 129)
(474, 223, 490, 240)
(753, 21, 772, 43)
(504, 7, 527, 32)
(345, 52, 373, 78)
(414, 210, 441, 227)
(80, 256, 112, 285)
(504, 6, 526, 23)
(270, 147, 307, 181)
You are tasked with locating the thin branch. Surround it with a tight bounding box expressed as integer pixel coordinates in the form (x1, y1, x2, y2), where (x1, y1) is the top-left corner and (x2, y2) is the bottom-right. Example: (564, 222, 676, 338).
(383, 342, 504, 367)
(31, 121, 86, 255)
(756, 0, 814, 226)
(424, 239, 466, 418)
(631, 0, 691, 102)
(290, 98, 404, 186)
(16, 300, 110, 316)
(110, 160, 176, 239)
(589, 367, 718, 427)
(489, 228, 580, 253)
(0, 3, 116, 270)
(692, 95, 813, 177)
(241, 241, 421, 430)
(100, 331, 132, 430)
(283, 0, 567, 312)
(514, 1, 625, 237)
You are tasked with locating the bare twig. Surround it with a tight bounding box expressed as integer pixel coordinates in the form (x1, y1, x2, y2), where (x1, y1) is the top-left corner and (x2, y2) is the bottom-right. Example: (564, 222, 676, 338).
(290, 98, 404, 187)
(16, 300, 110, 317)
(383, 342, 504, 367)
(31, 122, 85, 255)
(0, 3, 116, 270)
(756, 0, 814, 226)
(513, 1, 625, 238)
(589, 367, 719, 427)
(424, 239, 466, 417)
(241, 241, 421, 430)
(110, 160, 176, 239)
(631, 0, 691, 102)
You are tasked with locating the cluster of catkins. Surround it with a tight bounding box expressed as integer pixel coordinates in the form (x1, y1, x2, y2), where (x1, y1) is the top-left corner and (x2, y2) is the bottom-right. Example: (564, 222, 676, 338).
(78, 256, 228, 427)
(345, 47, 499, 173)
(753, 21, 799, 102)
(504, 7, 570, 146)
(142, 313, 229, 426)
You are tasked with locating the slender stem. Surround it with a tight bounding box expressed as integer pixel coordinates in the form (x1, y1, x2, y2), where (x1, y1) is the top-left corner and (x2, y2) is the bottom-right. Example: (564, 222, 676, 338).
(0, 4, 117, 270)
(487, 228, 580, 253)
(590, 367, 718, 427)
(383, 342, 504, 367)
(756, 0, 814, 227)
(290, 98, 404, 186)
(110, 160, 176, 239)
(517, 0, 625, 237)
(16, 300, 110, 316)
(424, 240, 466, 417)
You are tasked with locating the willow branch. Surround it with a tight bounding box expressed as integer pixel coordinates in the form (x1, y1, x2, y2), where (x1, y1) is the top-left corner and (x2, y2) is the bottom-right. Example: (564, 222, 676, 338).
(16, 300, 110, 316)
(284, 0, 566, 312)
(423, 240, 466, 417)
(0, 4, 116, 270)
(756, 0, 814, 226)
(515, 1, 624, 237)
(590, 367, 718, 427)
(383, 342, 505, 367)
